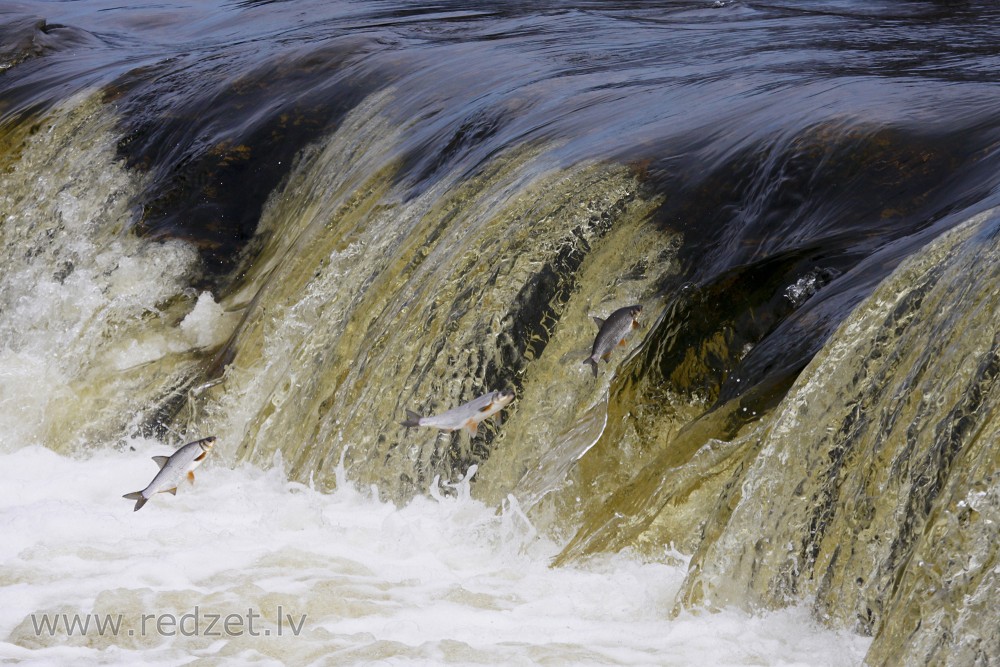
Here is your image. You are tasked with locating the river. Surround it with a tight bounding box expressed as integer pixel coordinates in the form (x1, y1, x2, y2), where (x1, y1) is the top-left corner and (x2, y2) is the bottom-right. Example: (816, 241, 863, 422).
(2, 1, 999, 664)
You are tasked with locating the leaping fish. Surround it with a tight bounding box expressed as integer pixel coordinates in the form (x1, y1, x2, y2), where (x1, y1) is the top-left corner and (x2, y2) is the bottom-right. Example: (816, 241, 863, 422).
(122, 436, 216, 511)
(584, 304, 643, 377)
(401, 389, 515, 436)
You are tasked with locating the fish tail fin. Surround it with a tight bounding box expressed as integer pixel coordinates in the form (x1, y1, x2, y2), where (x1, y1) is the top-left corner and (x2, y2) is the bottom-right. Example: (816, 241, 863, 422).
(123, 492, 147, 512)
(583, 357, 598, 377)
(401, 409, 423, 428)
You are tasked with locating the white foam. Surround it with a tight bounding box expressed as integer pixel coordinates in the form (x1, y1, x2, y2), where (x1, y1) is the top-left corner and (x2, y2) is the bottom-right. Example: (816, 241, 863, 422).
(0, 94, 230, 451)
(180, 292, 233, 350)
(0, 446, 871, 665)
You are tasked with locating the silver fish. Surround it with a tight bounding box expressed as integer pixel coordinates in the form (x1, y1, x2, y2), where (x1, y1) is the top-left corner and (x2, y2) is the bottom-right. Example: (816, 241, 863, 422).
(401, 389, 515, 436)
(122, 436, 216, 511)
(583, 304, 643, 376)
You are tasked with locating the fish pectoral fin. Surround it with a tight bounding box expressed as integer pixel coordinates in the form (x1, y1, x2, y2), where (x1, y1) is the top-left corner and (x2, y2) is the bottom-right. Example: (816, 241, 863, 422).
(477, 401, 495, 413)
(187, 471, 196, 483)
(465, 419, 479, 436)
(194, 451, 208, 462)
(152, 455, 170, 469)
(592, 316, 606, 329)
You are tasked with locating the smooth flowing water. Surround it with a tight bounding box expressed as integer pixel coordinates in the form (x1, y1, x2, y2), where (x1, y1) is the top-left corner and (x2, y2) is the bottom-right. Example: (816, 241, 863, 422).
(2, 1, 1000, 664)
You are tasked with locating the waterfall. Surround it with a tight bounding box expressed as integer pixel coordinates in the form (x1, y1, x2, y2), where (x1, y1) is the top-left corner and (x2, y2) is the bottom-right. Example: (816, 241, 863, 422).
(3, 2, 1000, 663)
(680, 209, 1000, 664)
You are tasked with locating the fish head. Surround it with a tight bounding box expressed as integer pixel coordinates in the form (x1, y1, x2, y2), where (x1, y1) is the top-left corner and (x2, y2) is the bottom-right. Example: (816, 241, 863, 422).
(495, 389, 515, 408)
(628, 304, 643, 322)
(199, 436, 217, 452)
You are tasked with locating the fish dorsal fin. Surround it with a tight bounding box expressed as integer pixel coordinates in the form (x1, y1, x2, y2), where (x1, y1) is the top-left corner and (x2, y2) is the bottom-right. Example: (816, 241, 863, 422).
(593, 316, 606, 329)
(152, 455, 170, 469)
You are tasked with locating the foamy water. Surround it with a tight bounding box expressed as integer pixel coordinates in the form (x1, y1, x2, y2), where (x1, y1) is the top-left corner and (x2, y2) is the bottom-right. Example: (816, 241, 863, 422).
(0, 444, 870, 666)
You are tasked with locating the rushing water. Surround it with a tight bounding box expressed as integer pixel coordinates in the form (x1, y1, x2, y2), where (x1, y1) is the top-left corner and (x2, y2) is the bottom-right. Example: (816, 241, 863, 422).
(2, 0, 1000, 664)
(1, 446, 873, 664)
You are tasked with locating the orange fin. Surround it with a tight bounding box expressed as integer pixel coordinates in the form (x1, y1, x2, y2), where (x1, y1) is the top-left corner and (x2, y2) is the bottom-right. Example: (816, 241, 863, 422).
(465, 419, 479, 436)
(194, 451, 208, 462)
(165, 487, 178, 496)
(601, 351, 612, 361)
(477, 401, 494, 413)
(187, 471, 196, 483)
(618, 337, 628, 347)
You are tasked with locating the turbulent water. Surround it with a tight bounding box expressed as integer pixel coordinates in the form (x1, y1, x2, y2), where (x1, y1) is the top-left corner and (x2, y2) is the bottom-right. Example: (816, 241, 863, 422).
(2, 0, 1000, 664)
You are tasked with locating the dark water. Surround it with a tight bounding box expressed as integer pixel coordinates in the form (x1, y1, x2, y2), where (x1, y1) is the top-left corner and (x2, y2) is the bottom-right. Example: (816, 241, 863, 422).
(4, 0, 1000, 409)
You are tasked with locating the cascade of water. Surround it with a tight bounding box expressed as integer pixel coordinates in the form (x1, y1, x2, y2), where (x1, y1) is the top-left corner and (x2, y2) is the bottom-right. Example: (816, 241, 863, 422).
(3, 3, 1000, 663)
